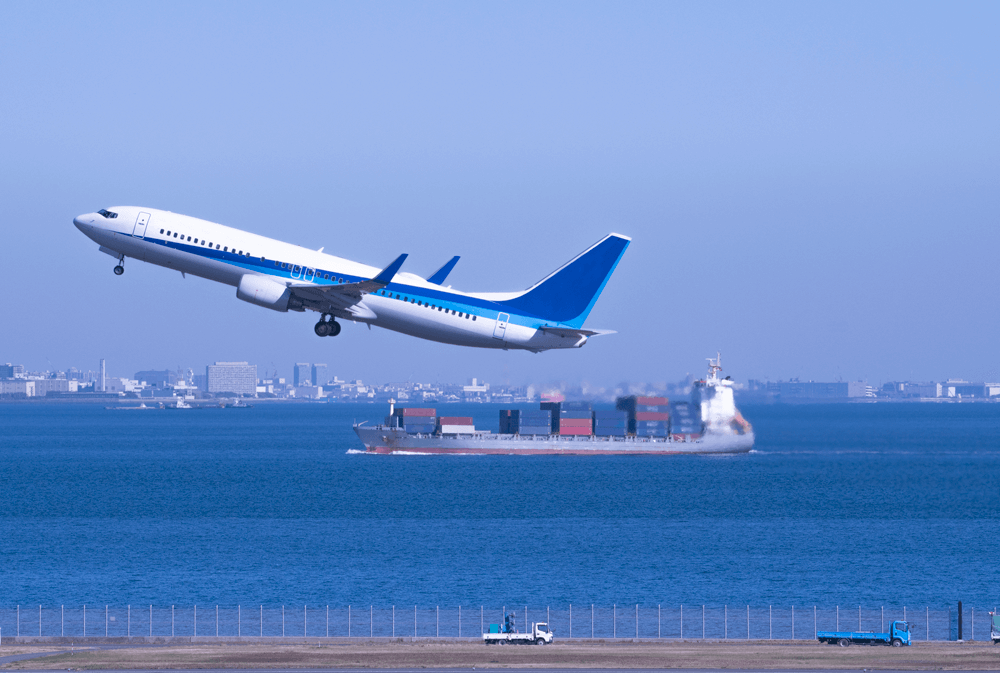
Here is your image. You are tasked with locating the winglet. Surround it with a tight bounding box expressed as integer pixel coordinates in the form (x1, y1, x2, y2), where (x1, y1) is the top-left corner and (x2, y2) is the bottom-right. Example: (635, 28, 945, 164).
(427, 256, 460, 285)
(373, 253, 408, 285)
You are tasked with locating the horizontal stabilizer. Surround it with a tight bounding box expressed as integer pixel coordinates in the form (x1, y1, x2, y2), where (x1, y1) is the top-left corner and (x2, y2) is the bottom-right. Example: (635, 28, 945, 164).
(427, 256, 460, 285)
(538, 326, 616, 339)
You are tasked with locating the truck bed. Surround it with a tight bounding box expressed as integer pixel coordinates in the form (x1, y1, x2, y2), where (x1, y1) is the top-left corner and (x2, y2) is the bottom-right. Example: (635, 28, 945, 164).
(817, 630, 891, 645)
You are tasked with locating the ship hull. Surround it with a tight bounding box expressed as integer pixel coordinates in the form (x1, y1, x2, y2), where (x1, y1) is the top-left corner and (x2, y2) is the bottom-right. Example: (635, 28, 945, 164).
(353, 426, 753, 455)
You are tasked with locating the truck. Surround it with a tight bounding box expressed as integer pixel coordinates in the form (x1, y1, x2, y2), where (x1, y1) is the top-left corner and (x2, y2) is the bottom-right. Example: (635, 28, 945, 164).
(817, 620, 911, 647)
(483, 612, 554, 645)
(990, 612, 1000, 644)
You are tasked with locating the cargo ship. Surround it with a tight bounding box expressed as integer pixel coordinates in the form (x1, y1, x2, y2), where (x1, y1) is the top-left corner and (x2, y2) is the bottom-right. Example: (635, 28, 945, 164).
(353, 355, 754, 455)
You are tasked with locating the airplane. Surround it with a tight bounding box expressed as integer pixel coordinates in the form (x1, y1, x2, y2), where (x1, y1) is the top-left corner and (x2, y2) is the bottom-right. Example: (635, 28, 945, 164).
(73, 207, 630, 352)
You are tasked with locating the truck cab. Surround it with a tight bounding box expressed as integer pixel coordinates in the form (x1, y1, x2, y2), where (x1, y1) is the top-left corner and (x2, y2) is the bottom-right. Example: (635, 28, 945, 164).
(889, 620, 911, 646)
(990, 612, 1000, 643)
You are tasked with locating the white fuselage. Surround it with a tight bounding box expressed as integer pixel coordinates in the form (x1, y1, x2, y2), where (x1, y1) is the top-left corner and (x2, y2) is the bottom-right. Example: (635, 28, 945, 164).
(73, 206, 601, 351)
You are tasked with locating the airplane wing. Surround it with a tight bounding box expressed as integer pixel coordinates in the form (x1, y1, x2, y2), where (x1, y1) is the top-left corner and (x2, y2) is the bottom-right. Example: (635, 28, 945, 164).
(289, 253, 407, 318)
(427, 256, 460, 285)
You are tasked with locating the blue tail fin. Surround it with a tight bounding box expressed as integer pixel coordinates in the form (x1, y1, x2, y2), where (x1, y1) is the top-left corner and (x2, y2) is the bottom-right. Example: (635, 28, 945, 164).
(501, 233, 630, 328)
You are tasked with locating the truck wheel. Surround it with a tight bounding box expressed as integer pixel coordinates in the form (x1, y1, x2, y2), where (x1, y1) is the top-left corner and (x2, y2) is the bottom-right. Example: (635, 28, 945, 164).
(535, 638, 545, 645)
(838, 638, 850, 647)
(891, 639, 902, 647)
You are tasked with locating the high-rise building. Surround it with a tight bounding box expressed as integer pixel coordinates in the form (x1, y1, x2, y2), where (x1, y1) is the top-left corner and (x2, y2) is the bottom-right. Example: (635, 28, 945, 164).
(99, 359, 106, 393)
(135, 370, 178, 387)
(206, 362, 257, 396)
(311, 363, 328, 386)
(0, 364, 14, 378)
(294, 363, 311, 387)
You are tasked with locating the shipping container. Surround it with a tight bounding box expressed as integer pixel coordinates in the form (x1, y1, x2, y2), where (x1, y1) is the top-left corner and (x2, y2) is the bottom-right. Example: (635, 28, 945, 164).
(559, 418, 592, 427)
(394, 407, 436, 417)
(438, 416, 474, 426)
(404, 424, 436, 434)
(562, 400, 593, 411)
(499, 409, 552, 434)
(559, 410, 592, 419)
(594, 426, 627, 436)
(635, 411, 670, 421)
(514, 426, 552, 435)
(558, 427, 591, 436)
(439, 425, 476, 434)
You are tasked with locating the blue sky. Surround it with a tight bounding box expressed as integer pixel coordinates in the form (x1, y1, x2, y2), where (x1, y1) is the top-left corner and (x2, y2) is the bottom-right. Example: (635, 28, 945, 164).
(2, 1, 998, 386)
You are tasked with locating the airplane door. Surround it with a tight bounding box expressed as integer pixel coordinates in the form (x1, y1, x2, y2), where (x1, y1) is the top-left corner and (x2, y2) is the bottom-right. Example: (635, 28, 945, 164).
(133, 212, 151, 238)
(493, 312, 509, 340)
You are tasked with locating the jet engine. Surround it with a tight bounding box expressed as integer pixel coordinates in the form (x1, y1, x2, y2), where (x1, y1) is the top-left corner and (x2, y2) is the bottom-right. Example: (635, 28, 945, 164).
(236, 274, 294, 312)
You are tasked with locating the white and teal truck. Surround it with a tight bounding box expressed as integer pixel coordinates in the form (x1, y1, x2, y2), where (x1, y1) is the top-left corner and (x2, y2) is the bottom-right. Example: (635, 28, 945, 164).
(817, 620, 911, 647)
(990, 612, 999, 644)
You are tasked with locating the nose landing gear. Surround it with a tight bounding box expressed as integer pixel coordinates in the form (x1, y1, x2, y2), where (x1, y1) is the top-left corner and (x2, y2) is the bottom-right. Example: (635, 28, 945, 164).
(314, 314, 341, 337)
(113, 254, 125, 276)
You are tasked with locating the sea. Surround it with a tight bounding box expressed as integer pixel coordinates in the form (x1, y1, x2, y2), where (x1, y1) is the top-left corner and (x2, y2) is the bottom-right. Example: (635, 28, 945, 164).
(1, 401, 997, 617)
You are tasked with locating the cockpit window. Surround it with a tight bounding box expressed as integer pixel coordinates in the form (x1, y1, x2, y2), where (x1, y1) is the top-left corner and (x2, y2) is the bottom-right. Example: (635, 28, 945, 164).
(97, 209, 118, 219)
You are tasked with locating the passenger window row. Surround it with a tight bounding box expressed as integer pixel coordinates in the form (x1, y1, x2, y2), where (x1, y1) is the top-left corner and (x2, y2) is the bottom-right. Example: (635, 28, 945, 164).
(375, 290, 476, 320)
(158, 228, 251, 257)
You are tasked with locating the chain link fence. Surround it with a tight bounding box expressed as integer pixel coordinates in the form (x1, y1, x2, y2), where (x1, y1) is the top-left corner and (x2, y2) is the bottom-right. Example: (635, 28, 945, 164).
(0, 604, 992, 641)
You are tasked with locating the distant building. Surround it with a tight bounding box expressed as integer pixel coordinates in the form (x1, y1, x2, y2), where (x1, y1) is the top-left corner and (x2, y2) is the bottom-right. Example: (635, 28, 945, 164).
(1, 380, 35, 398)
(777, 381, 867, 399)
(311, 363, 328, 386)
(0, 363, 15, 378)
(135, 370, 178, 387)
(293, 363, 311, 387)
(207, 362, 257, 396)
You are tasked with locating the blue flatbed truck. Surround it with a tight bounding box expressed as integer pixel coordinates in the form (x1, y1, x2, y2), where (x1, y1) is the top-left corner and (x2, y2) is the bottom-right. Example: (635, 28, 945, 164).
(817, 620, 911, 647)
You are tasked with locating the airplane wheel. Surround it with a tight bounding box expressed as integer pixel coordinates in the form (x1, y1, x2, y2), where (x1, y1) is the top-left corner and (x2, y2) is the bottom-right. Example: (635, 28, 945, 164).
(114, 265, 124, 276)
(330, 321, 342, 337)
(314, 321, 332, 337)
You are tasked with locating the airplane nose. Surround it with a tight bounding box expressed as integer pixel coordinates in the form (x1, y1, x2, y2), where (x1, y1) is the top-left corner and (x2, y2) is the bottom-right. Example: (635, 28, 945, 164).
(74, 213, 95, 231)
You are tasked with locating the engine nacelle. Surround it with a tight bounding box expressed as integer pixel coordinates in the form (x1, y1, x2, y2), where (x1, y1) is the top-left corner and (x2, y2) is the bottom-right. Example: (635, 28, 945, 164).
(237, 274, 292, 312)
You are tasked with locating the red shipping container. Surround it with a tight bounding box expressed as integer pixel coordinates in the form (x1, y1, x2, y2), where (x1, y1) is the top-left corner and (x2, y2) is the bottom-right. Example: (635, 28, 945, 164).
(635, 411, 670, 421)
(395, 408, 436, 417)
(438, 417, 474, 425)
(559, 418, 592, 427)
(636, 396, 669, 406)
(559, 427, 591, 435)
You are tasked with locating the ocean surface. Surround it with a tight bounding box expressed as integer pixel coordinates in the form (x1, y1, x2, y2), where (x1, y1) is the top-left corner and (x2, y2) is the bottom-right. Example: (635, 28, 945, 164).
(1, 401, 998, 615)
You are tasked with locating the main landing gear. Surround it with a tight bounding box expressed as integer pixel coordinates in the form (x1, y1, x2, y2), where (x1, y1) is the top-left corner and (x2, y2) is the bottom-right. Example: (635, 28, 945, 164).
(314, 314, 341, 338)
(113, 254, 125, 276)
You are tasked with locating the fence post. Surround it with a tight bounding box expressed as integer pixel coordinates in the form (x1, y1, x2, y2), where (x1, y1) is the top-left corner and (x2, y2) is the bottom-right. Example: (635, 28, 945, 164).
(194, 605, 197, 637)
(480, 606, 482, 638)
(636, 604, 639, 639)
(836, 605, 838, 631)
(702, 605, 705, 639)
(859, 605, 861, 631)
(791, 606, 794, 640)
(260, 606, 262, 637)
(172, 605, 174, 637)
(392, 606, 394, 638)
(926, 607, 928, 641)
(17, 605, 19, 638)
(239, 605, 241, 638)
(81, 605, 82, 638)
(106, 604, 108, 637)
(283, 605, 286, 638)
(437, 606, 439, 637)
(881, 606, 883, 632)
(304, 605, 307, 638)
(724, 605, 727, 639)
(346, 606, 348, 638)
(592, 605, 594, 639)
(40, 604, 42, 637)
(149, 605, 152, 637)
(614, 604, 616, 639)
(770, 606, 772, 639)
(414, 606, 416, 638)
(747, 605, 749, 640)
(62, 605, 64, 637)
(128, 605, 130, 638)
(813, 606, 816, 639)
(370, 606, 373, 638)
(569, 604, 572, 638)
(327, 606, 329, 638)
(524, 606, 527, 636)
(217, 605, 219, 637)
(460, 606, 462, 638)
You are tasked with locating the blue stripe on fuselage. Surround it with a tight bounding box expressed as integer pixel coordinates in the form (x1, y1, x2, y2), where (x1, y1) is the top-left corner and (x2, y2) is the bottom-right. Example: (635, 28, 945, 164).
(141, 235, 560, 328)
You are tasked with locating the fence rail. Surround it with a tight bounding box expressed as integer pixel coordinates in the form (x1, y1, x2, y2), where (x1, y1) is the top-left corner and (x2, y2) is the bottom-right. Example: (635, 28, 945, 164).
(0, 604, 991, 642)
